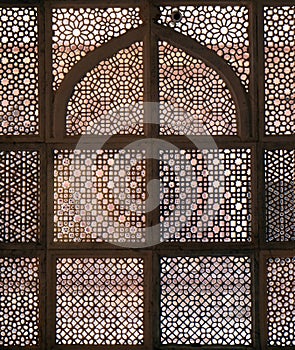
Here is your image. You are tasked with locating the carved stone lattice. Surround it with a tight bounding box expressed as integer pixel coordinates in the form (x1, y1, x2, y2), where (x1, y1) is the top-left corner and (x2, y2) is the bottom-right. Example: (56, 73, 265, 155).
(54, 149, 146, 242)
(159, 42, 237, 135)
(0, 7, 38, 135)
(159, 6, 250, 91)
(265, 149, 295, 241)
(56, 257, 144, 344)
(0, 150, 40, 242)
(160, 256, 252, 345)
(267, 257, 295, 346)
(0, 257, 39, 346)
(264, 6, 295, 135)
(160, 149, 252, 242)
(52, 8, 142, 90)
(66, 42, 144, 135)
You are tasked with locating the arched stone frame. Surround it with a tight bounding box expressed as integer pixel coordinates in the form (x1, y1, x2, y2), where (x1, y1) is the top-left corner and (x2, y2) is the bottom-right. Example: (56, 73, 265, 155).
(53, 23, 251, 140)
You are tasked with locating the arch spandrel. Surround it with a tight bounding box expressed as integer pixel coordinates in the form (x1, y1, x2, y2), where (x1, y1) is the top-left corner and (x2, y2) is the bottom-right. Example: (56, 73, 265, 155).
(53, 25, 250, 139)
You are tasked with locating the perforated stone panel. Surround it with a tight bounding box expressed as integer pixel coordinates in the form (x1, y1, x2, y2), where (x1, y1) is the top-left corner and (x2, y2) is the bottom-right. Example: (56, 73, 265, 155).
(160, 256, 252, 345)
(0, 150, 40, 242)
(66, 42, 144, 135)
(159, 6, 250, 91)
(56, 257, 144, 345)
(52, 7, 142, 90)
(160, 148, 252, 242)
(0, 7, 38, 135)
(0, 257, 39, 346)
(267, 257, 295, 346)
(264, 6, 295, 135)
(159, 42, 237, 135)
(265, 149, 295, 241)
(54, 149, 146, 243)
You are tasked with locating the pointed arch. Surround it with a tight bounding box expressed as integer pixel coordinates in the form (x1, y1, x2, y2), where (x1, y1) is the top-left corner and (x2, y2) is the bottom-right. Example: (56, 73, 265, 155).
(53, 27, 145, 138)
(53, 24, 250, 139)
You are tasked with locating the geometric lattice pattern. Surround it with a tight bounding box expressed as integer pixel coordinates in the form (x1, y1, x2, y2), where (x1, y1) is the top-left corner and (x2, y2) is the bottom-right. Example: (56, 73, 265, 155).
(160, 256, 252, 345)
(267, 257, 295, 346)
(54, 149, 146, 243)
(0, 257, 39, 346)
(66, 42, 144, 135)
(56, 257, 144, 345)
(159, 42, 237, 135)
(160, 149, 252, 242)
(159, 6, 250, 91)
(264, 7, 295, 135)
(0, 7, 39, 135)
(0, 150, 40, 242)
(96, 149, 146, 244)
(265, 149, 295, 241)
(52, 8, 142, 90)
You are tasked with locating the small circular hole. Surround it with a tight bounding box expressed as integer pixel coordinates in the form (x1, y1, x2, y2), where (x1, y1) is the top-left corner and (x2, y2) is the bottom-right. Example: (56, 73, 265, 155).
(171, 10, 182, 23)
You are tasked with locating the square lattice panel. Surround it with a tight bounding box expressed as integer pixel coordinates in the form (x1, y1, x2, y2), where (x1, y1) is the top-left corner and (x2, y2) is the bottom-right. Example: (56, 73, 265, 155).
(160, 256, 252, 346)
(55, 257, 144, 345)
(54, 149, 146, 243)
(160, 148, 252, 242)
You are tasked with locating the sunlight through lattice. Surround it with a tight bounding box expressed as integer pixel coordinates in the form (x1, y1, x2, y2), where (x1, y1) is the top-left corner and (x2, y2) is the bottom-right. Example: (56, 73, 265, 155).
(66, 42, 144, 135)
(0, 7, 38, 134)
(160, 149, 251, 241)
(0, 150, 40, 242)
(159, 6, 250, 90)
(160, 256, 252, 345)
(267, 257, 295, 346)
(264, 6, 295, 135)
(52, 7, 142, 90)
(0, 257, 39, 346)
(56, 257, 144, 345)
(159, 42, 237, 135)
